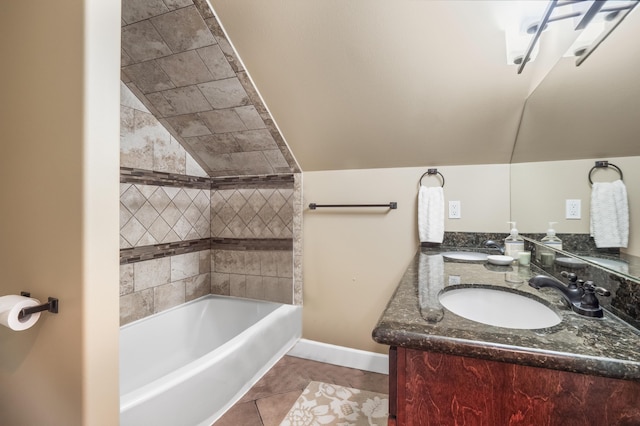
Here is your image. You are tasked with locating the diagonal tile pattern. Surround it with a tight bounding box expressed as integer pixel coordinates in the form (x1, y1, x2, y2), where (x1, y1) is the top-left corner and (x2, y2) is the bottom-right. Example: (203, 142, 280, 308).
(121, 0, 299, 177)
(120, 183, 211, 248)
(211, 188, 294, 239)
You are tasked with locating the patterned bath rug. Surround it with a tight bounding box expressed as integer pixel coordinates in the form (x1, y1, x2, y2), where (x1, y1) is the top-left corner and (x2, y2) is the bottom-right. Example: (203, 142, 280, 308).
(280, 381, 388, 426)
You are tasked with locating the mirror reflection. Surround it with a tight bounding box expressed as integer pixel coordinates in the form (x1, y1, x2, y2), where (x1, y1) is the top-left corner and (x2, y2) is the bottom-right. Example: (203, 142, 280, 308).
(510, 7, 640, 282)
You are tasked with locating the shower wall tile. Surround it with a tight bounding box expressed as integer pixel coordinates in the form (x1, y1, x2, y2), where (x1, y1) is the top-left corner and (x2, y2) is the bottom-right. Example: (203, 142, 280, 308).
(185, 273, 210, 301)
(157, 51, 214, 88)
(245, 275, 264, 300)
(229, 274, 246, 296)
(134, 257, 171, 291)
(120, 248, 211, 325)
(165, 0, 193, 11)
(121, 84, 208, 177)
(150, 6, 215, 52)
(121, 20, 173, 62)
(120, 183, 210, 248)
(171, 251, 200, 281)
(120, 264, 134, 296)
(210, 187, 294, 239)
(121, 0, 169, 25)
(120, 289, 154, 324)
(154, 281, 186, 313)
(211, 272, 230, 295)
(293, 173, 303, 305)
(211, 249, 293, 304)
(196, 45, 236, 80)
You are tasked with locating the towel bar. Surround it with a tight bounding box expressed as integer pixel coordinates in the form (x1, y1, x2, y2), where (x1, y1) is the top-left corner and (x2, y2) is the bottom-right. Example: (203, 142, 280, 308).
(419, 168, 445, 187)
(588, 161, 623, 185)
(309, 202, 397, 210)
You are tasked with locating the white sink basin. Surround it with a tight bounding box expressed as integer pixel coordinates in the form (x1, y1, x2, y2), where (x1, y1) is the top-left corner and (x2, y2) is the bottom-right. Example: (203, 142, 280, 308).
(438, 287, 561, 329)
(440, 252, 489, 261)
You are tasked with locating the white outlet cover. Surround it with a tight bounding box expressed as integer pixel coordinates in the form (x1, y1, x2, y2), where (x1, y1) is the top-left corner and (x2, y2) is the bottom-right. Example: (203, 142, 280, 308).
(566, 199, 581, 219)
(448, 201, 461, 219)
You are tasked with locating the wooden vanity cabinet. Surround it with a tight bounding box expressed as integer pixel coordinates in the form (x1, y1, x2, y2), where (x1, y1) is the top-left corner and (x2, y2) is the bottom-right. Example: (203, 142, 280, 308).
(388, 346, 640, 426)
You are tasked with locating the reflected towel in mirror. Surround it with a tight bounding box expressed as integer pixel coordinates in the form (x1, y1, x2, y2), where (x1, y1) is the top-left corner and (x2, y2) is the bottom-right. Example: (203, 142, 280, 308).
(590, 179, 629, 248)
(418, 253, 444, 323)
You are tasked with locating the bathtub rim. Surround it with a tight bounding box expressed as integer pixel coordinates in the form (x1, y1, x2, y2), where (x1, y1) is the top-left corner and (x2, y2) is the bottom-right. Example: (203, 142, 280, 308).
(119, 294, 302, 422)
(119, 293, 286, 331)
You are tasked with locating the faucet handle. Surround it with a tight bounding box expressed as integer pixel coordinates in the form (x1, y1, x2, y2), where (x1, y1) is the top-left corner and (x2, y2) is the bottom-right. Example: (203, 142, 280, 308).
(583, 281, 611, 297)
(561, 271, 579, 289)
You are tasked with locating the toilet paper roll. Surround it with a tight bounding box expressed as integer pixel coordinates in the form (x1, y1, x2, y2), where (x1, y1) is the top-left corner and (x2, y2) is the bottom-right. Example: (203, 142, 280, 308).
(0, 295, 42, 331)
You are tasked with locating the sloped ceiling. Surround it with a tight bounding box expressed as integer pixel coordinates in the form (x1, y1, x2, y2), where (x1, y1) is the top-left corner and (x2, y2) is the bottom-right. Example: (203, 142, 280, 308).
(120, 0, 299, 177)
(122, 0, 640, 173)
(208, 0, 538, 171)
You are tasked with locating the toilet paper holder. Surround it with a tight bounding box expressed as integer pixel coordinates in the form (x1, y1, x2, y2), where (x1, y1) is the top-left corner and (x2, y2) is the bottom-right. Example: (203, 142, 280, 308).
(18, 292, 59, 320)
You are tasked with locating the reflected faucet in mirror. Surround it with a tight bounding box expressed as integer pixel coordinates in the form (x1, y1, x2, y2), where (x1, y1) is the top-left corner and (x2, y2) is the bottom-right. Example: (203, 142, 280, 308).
(484, 240, 505, 255)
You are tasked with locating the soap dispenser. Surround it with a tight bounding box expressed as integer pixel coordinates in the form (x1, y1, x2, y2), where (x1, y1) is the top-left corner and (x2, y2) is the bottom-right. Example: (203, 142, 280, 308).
(504, 222, 525, 258)
(541, 222, 563, 250)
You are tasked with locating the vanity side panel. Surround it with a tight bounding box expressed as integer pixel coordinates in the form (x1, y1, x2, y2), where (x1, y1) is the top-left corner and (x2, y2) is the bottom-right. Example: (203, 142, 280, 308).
(399, 348, 640, 425)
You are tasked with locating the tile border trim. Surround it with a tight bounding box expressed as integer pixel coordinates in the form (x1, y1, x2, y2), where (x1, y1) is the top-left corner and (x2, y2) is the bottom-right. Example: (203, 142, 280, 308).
(120, 167, 294, 190)
(120, 238, 211, 264)
(211, 237, 293, 251)
(120, 237, 294, 264)
(210, 174, 294, 189)
(120, 167, 211, 189)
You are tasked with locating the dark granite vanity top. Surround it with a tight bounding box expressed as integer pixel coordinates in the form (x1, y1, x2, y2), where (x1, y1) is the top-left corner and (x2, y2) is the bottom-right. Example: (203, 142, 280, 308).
(372, 247, 640, 381)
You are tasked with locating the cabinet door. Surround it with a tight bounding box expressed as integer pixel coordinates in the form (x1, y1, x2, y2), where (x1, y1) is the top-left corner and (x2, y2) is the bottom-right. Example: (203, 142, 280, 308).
(393, 347, 640, 426)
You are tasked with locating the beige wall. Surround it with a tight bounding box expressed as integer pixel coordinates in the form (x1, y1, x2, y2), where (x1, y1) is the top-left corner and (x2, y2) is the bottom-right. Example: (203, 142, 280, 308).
(302, 164, 510, 353)
(511, 156, 640, 257)
(0, 1, 120, 424)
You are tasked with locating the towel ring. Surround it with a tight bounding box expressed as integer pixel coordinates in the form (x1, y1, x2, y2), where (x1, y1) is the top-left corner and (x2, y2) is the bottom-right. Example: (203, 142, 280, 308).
(588, 161, 623, 185)
(419, 169, 445, 187)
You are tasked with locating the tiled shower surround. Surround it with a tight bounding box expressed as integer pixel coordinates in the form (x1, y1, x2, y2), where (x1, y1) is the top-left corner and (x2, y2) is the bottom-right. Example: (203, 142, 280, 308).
(120, 82, 302, 325)
(119, 172, 302, 325)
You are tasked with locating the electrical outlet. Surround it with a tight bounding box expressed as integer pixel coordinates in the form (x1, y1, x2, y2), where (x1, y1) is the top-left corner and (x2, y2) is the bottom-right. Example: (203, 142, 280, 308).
(449, 275, 461, 285)
(448, 201, 461, 219)
(566, 199, 581, 219)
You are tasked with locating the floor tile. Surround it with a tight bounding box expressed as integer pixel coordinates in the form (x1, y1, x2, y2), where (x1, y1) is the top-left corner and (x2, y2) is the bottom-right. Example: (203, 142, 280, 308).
(217, 355, 389, 425)
(256, 390, 301, 426)
(214, 400, 262, 426)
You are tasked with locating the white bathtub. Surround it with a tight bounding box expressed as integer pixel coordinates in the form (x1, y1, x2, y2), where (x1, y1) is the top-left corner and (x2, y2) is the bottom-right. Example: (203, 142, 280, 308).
(120, 295, 302, 426)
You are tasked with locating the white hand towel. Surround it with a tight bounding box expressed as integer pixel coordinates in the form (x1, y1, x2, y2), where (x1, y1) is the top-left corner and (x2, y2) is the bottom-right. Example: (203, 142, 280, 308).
(590, 179, 629, 248)
(418, 186, 444, 243)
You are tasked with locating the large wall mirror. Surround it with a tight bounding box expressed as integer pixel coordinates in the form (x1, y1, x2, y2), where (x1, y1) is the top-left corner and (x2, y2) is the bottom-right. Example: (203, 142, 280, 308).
(510, 6, 640, 282)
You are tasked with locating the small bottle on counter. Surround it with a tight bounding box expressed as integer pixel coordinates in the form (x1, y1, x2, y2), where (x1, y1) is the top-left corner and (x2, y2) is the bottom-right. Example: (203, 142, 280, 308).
(504, 222, 525, 259)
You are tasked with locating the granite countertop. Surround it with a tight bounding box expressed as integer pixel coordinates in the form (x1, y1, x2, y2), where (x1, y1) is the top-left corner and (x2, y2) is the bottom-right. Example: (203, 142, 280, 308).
(372, 247, 640, 381)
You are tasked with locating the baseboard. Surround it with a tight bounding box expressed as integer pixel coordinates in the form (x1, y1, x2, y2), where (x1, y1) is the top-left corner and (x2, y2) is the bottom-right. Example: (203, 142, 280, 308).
(287, 338, 389, 375)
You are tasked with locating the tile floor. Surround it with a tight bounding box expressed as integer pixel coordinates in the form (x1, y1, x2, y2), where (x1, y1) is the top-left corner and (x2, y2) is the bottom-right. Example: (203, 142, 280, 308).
(213, 355, 389, 426)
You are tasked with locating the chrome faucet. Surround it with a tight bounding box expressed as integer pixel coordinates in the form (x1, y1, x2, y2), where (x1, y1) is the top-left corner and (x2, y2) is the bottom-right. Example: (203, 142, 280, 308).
(528, 272, 611, 318)
(483, 240, 505, 255)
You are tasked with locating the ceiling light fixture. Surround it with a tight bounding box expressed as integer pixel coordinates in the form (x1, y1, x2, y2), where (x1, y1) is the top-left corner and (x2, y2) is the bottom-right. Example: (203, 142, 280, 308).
(512, 0, 639, 74)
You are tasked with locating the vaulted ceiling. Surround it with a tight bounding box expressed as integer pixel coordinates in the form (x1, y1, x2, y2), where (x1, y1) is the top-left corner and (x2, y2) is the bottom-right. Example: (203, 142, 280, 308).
(122, 0, 640, 174)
